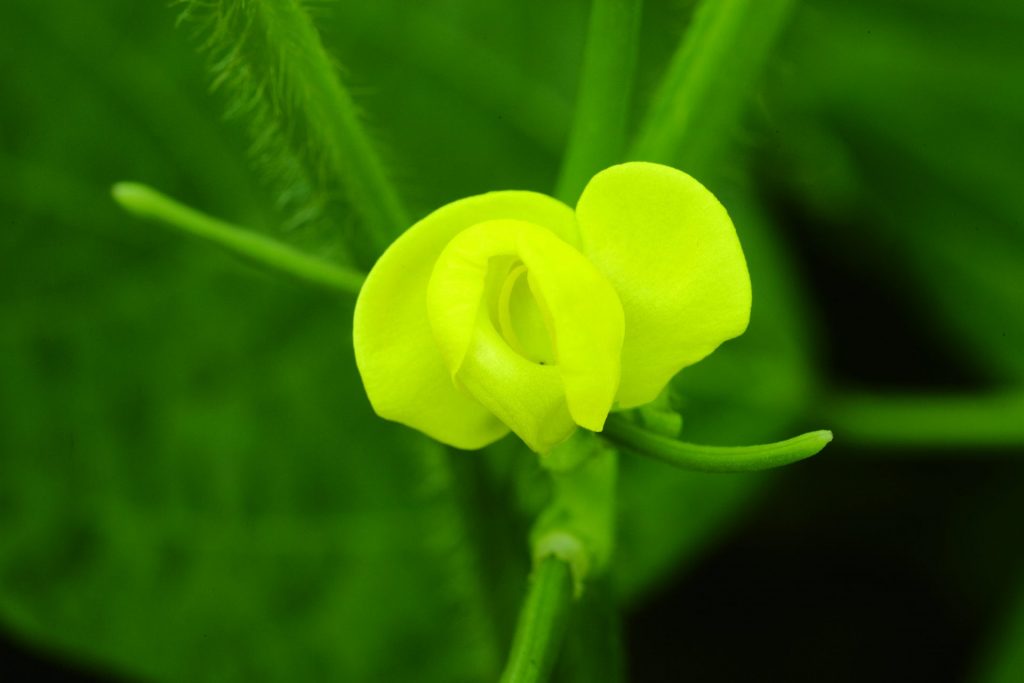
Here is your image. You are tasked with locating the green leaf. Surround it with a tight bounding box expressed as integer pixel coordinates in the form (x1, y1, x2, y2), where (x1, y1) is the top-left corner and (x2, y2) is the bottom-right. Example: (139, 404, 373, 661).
(0, 262, 505, 682)
(1, 6, 507, 680)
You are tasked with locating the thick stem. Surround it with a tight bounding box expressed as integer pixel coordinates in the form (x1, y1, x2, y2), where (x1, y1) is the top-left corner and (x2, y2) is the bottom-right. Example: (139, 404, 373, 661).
(500, 556, 575, 683)
(555, 0, 643, 202)
(501, 434, 617, 683)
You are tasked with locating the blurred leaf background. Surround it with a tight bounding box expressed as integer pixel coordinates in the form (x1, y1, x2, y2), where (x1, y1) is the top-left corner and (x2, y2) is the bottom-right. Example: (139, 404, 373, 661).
(1, 0, 1022, 681)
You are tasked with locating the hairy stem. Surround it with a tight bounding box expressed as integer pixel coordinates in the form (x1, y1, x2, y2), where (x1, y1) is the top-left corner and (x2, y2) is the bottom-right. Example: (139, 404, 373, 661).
(603, 414, 831, 472)
(555, 0, 643, 202)
(629, 0, 796, 171)
(113, 183, 365, 293)
(257, 0, 407, 243)
(181, 0, 408, 257)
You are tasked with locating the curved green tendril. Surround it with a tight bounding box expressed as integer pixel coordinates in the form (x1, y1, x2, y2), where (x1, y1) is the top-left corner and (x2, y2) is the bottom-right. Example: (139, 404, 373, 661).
(602, 414, 831, 472)
(112, 182, 365, 294)
(499, 556, 575, 683)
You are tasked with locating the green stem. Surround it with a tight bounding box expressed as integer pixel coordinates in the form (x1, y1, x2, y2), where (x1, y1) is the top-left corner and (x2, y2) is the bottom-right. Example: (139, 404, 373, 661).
(112, 183, 365, 294)
(629, 0, 795, 170)
(502, 434, 617, 683)
(197, 0, 409, 252)
(820, 392, 1024, 449)
(500, 557, 575, 683)
(603, 414, 831, 472)
(555, 0, 643, 202)
(264, 0, 409, 241)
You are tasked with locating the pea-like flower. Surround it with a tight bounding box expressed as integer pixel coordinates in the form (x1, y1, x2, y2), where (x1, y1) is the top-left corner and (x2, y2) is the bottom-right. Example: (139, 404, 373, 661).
(353, 162, 751, 453)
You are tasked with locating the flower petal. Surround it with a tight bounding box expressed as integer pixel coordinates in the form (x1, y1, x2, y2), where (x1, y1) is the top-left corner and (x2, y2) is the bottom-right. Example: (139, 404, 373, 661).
(517, 228, 624, 431)
(576, 162, 751, 409)
(354, 191, 577, 449)
(427, 219, 624, 451)
(457, 319, 577, 453)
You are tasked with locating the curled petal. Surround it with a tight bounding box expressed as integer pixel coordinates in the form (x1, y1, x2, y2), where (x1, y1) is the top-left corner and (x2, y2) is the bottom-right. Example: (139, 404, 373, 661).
(353, 192, 576, 449)
(576, 162, 751, 409)
(457, 321, 577, 453)
(427, 220, 624, 451)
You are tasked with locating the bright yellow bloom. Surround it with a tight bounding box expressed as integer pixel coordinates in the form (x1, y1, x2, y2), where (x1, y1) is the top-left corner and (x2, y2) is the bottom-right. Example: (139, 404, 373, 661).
(353, 162, 751, 452)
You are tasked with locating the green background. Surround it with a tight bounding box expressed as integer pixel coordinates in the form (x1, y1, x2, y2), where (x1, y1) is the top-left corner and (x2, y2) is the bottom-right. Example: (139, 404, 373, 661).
(1, 0, 1022, 680)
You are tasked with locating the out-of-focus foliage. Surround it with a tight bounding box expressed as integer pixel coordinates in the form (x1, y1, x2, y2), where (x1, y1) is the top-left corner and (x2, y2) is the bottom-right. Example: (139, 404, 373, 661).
(767, 0, 1024, 384)
(1, 0, 1023, 681)
(975, 578, 1024, 683)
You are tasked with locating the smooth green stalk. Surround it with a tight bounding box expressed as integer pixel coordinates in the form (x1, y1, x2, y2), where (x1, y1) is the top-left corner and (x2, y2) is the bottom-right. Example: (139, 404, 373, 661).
(629, 0, 796, 170)
(555, 0, 643, 202)
(112, 183, 365, 294)
(533, 435, 618, 591)
(500, 557, 575, 683)
(821, 392, 1024, 449)
(502, 434, 617, 683)
(603, 414, 831, 472)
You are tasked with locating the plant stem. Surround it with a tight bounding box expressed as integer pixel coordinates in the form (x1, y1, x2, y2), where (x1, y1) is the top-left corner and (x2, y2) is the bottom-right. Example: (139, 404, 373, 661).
(500, 557, 575, 683)
(820, 392, 1024, 449)
(629, 0, 796, 171)
(189, 0, 409, 254)
(501, 434, 617, 683)
(603, 414, 831, 472)
(555, 0, 643, 203)
(269, 0, 408, 243)
(112, 182, 365, 294)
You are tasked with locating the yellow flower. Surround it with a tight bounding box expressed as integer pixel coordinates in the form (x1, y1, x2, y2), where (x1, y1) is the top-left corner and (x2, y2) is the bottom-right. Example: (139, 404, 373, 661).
(353, 162, 751, 452)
